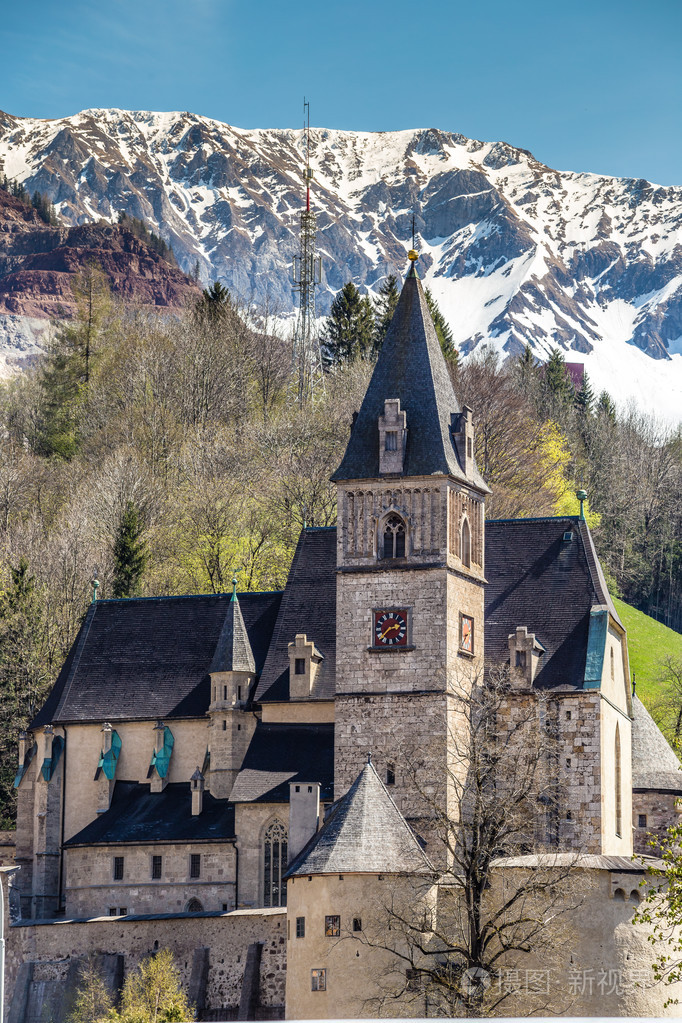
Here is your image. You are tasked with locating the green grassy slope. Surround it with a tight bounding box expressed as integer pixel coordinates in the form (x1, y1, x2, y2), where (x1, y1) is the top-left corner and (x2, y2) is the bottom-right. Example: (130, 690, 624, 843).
(614, 597, 682, 740)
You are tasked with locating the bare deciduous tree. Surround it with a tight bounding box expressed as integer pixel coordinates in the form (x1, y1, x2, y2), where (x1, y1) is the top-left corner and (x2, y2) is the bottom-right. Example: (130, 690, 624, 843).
(351, 667, 588, 1018)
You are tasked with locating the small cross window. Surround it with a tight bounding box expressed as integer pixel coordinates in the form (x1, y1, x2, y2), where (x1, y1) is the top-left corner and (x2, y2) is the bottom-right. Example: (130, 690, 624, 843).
(311, 969, 326, 991)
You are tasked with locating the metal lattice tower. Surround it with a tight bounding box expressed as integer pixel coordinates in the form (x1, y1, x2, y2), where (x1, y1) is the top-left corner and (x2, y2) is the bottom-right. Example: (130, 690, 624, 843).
(292, 99, 323, 404)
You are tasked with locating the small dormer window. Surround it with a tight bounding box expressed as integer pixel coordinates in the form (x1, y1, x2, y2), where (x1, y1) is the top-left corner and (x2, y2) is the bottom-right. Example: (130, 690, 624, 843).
(467, 437, 473, 459)
(288, 634, 324, 699)
(515, 650, 526, 669)
(383, 516, 405, 559)
(378, 399, 407, 474)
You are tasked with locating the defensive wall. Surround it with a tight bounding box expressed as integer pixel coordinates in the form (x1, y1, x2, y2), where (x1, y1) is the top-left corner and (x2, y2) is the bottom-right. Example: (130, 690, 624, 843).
(3, 896, 286, 1022)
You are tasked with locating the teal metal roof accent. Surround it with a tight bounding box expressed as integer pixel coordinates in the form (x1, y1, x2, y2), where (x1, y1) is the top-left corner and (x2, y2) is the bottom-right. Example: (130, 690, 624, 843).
(41, 735, 64, 781)
(149, 726, 174, 779)
(13, 741, 36, 788)
(584, 607, 608, 688)
(95, 730, 122, 781)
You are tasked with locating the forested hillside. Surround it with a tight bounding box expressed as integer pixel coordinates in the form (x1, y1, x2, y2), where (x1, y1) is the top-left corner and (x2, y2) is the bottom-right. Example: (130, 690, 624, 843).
(0, 273, 680, 824)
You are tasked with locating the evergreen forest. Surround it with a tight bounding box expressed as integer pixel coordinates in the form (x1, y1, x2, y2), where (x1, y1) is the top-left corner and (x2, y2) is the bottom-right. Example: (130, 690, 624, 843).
(1, 174, 59, 226)
(0, 268, 680, 825)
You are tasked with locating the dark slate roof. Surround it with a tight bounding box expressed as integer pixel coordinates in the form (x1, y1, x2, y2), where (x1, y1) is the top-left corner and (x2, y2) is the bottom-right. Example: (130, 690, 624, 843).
(255, 528, 336, 702)
(285, 760, 433, 877)
(331, 265, 486, 489)
(632, 695, 682, 793)
(32, 590, 281, 727)
(229, 723, 334, 803)
(210, 590, 256, 673)
(485, 517, 612, 690)
(578, 519, 623, 629)
(65, 782, 235, 846)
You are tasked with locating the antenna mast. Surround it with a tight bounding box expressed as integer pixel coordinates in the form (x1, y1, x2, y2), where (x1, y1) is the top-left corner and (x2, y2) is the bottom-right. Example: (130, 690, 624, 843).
(292, 98, 323, 404)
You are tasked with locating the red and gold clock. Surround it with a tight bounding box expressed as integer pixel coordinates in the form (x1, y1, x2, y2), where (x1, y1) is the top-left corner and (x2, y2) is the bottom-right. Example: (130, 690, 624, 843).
(373, 609, 408, 647)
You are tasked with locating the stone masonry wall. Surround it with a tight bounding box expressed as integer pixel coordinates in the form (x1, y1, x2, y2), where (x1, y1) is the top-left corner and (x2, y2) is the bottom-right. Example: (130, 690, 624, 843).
(495, 692, 603, 854)
(65, 841, 237, 918)
(335, 691, 449, 824)
(633, 790, 681, 855)
(5, 908, 286, 1016)
(554, 693, 603, 853)
(0, 830, 16, 866)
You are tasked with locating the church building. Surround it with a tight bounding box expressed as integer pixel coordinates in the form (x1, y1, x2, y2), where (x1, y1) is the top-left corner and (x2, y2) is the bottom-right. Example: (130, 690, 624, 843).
(10, 254, 682, 1018)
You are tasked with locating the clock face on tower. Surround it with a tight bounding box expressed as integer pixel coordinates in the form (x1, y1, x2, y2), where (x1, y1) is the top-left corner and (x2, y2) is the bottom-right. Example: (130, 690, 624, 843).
(373, 609, 408, 647)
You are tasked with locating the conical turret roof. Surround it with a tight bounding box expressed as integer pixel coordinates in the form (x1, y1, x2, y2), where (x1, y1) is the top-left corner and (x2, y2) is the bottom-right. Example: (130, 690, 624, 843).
(632, 695, 682, 793)
(285, 759, 434, 877)
(209, 586, 256, 673)
(331, 264, 486, 489)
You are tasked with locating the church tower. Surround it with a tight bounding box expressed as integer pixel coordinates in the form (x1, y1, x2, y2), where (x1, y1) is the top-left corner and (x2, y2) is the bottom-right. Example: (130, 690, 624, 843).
(331, 255, 489, 827)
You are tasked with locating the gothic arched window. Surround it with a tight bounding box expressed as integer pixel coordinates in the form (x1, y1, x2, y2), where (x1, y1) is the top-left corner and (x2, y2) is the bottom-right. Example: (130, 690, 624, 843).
(461, 518, 471, 568)
(382, 515, 406, 559)
(615, 724, 622, 838)
(186, 898, 204, 913)
(263, 820, 288, 907)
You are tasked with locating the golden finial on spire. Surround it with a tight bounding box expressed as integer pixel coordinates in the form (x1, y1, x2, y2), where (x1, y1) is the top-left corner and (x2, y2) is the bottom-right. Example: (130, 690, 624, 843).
(408, 212, 418, 263)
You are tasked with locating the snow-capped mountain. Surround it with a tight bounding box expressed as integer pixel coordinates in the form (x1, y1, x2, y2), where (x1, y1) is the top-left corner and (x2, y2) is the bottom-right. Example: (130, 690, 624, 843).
(1, 107, 682, 418)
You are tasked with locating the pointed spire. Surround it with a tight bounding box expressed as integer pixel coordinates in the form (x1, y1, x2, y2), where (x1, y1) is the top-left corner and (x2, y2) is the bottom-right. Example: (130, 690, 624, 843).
(285, 759, 434, 878)
(331, 259, 485, 489)
(210, 586, 256, 673)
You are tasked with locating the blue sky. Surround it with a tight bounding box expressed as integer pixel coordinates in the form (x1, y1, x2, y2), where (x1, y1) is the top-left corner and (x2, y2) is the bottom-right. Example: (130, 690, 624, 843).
(3, 0, 681, 184)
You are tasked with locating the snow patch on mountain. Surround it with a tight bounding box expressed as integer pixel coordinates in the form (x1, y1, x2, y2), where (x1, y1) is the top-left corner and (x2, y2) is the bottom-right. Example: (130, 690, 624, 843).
(1, 108, 682, 420)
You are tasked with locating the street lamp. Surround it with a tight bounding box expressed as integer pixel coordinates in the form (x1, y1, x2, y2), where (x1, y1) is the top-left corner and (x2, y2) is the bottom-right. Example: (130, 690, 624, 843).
(0, 866, 20, 1023)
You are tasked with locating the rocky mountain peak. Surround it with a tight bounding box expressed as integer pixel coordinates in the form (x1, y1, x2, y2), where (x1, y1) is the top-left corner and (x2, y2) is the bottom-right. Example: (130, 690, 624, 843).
(1, 108, 682, 416)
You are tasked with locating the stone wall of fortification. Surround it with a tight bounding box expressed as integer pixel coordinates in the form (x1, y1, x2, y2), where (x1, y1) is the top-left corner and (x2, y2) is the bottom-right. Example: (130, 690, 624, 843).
(4, 907, 286, 1019)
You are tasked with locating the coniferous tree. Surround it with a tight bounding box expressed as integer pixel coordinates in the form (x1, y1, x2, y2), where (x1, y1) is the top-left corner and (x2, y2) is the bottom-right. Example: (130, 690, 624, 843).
(373, 274, 400, 352)
(424, 287, 458, 364)
(574, 371, 595, 417)
(596, 390, 617, 424)
(37, 262, 110, 457)
(196, 281, 232, 322)
(321, 282, 375, 365)
(0, 558, 48, 826)
(541, 347, 574, 420)
(67, 956, 114, 1023)
(515, 343, 539, 392)
(118, 947, 193, 1022)
(112, 501, 148, 598)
